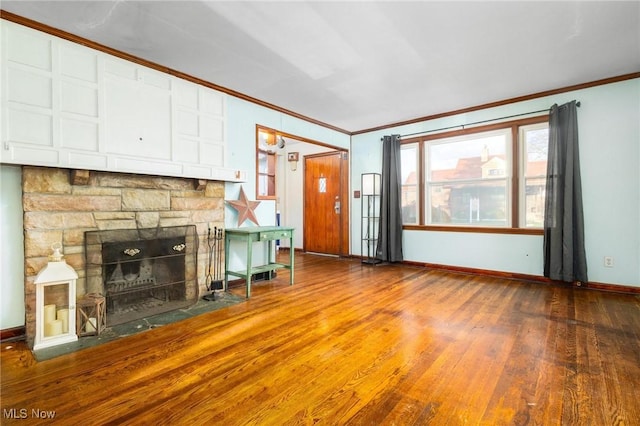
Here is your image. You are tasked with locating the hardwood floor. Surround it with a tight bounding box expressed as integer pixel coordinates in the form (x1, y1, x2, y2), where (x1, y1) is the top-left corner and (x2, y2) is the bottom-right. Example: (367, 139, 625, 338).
(2, 252, 639, 425)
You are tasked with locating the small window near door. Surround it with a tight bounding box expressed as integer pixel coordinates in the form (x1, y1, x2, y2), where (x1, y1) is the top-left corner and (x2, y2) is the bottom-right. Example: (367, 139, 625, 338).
(256, 126, 277, 199)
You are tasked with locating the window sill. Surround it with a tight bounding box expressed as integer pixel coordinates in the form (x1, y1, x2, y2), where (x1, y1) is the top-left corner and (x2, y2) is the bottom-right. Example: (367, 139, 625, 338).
(403, 225, 543, 235)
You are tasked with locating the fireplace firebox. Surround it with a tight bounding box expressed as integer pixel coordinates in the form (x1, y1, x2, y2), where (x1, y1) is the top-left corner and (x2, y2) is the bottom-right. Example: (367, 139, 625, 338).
(85, 225, 198, 326)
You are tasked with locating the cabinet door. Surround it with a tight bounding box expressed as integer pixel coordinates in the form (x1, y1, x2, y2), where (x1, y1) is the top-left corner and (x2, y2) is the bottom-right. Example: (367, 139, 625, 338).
(58, 43, 100, 153)
(173, 81, 226, 167)
(1, 22, 55, 164)
(199, 88, 226, 168)
(173, 81, 200, 164)
(104, 60, 171, 160)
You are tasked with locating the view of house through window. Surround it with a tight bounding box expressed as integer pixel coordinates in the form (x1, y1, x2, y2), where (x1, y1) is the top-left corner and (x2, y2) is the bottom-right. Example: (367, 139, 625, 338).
(401, 144, 418, 224)
(401, 117, 549, 230)
(520, 123, 549, 227)
(428, 129, 510, 226)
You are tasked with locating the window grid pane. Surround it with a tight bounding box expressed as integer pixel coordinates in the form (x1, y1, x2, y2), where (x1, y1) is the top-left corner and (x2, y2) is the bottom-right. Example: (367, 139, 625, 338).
(521, 124, 549, 228)
(425, 129, 510, 227)
(401, 144, 418, 224)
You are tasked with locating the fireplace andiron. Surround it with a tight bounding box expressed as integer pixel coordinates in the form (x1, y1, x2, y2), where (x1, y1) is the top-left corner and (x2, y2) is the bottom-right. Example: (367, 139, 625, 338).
(203, 227, 224, 301)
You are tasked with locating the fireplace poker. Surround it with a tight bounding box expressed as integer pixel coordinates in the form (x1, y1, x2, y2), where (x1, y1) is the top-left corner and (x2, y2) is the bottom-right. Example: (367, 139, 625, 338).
(203, 226, 224, 301)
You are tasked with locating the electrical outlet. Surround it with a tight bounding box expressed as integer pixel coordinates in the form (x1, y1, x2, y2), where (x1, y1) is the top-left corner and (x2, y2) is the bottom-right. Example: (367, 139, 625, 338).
(604, 256, 614, 268)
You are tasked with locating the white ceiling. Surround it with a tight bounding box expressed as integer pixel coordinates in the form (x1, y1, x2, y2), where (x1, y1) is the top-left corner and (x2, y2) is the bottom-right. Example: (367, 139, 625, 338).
(2, 1, 639, 133)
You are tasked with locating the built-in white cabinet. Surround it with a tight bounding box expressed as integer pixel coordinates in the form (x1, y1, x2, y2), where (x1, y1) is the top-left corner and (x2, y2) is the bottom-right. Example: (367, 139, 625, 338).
(0, 20, 245, 182)
(104, 59, 172, 161)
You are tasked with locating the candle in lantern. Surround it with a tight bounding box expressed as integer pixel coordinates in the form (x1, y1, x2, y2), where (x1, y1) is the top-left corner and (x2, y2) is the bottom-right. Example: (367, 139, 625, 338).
(44, 304, 56, 324)
(57, 308, 69, 333)
(45, 319, 63, 337)
(86, 317, 97, 333)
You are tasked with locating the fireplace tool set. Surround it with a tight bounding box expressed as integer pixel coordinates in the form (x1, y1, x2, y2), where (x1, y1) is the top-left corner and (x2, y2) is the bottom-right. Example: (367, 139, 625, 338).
(203, 226, 224, 301)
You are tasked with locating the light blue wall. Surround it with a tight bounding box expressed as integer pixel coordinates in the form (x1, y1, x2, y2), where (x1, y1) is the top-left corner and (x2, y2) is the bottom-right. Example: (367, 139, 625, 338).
(0, 165, 25, 329)
(351, 78, 640, 287)
(224, 97, 350, 269)
(225, 96, 350, 229)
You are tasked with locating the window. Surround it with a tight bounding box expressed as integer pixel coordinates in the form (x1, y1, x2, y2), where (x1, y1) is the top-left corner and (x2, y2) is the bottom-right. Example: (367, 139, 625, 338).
(401, 144, 419, 224)
(256, 126, 278, 199)
(401, 117, 549, 231)
(520, 123, 549, 228)
(427, 129, 510, 226)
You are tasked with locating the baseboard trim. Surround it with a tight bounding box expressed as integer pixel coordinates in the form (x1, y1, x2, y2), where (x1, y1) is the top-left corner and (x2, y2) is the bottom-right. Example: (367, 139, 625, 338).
(402, 260, 640, 295)
(581, 281, 640, 294)
(1, 326, 26, 342)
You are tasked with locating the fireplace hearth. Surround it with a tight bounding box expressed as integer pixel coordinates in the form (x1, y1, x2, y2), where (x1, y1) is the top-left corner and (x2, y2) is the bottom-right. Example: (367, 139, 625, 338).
(85, 225, 198, 327)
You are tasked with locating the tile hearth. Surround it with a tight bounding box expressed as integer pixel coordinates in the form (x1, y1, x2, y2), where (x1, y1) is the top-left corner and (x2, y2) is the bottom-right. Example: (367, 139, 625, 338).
(32, 292, 242, 362)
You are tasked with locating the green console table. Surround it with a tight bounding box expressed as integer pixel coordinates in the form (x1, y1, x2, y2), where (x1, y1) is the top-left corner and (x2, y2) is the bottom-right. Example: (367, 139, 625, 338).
(224, 226, 294, 298)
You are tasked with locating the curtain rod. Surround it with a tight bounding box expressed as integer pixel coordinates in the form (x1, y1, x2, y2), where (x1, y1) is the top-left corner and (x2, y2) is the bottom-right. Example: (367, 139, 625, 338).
(389, 101, 581, 140)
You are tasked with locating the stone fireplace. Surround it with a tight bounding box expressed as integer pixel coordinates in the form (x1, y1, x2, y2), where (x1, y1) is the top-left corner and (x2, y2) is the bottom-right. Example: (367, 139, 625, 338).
(22, 166, 224, 347)
(85, 225, 198, 326)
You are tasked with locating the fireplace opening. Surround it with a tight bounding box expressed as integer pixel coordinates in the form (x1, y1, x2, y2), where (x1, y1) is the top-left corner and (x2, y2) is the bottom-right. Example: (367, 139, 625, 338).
(85, 225, 198, 327)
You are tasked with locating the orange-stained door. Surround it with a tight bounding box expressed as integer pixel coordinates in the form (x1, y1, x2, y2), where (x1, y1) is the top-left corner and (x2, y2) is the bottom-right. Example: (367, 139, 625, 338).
(303, 152, 348, 255)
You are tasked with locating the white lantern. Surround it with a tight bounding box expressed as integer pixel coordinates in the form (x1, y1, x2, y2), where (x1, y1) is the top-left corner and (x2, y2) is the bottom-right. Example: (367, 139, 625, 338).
(33, 244, 78, 350)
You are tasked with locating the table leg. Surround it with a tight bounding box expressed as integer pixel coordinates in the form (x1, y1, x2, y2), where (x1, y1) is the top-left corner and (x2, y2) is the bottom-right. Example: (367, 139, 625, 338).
(246, 236, 252, 298)
(289, 233, 294, 285)
(224, 236, 230, 291)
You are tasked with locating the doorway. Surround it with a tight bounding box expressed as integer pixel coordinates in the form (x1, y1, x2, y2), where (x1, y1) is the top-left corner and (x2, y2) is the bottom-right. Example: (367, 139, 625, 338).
(257, 125, 349, 257)
(303, 152, 349, 256)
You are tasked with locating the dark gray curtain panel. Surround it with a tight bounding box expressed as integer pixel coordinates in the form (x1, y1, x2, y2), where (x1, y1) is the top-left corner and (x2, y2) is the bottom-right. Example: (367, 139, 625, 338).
(376, 135, 403, 262)
(543, 101, 588, 283)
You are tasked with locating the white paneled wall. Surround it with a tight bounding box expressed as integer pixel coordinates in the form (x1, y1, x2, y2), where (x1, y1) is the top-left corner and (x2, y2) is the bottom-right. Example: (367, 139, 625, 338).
(1, 20, 244, 182)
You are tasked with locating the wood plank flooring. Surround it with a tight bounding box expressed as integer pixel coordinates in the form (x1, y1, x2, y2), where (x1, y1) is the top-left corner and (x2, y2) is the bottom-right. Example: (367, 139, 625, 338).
(2, 252, 640, 425)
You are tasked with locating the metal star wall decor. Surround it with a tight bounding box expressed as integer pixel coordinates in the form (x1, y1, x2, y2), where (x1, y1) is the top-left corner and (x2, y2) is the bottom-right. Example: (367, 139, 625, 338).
(226, 186, 260, 226)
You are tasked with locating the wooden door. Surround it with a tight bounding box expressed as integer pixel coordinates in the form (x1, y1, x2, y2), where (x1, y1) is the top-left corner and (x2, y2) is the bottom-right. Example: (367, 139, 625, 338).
(304, 152, 348, 255)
